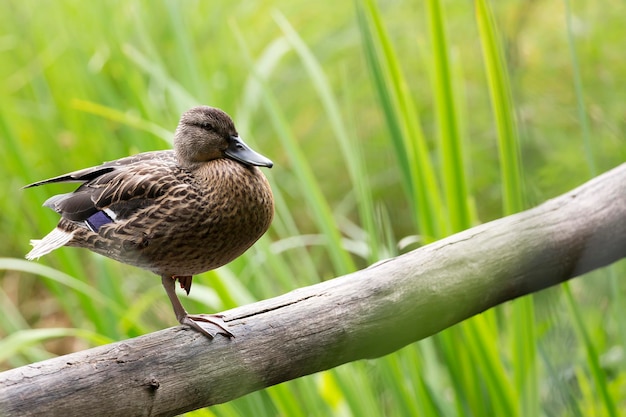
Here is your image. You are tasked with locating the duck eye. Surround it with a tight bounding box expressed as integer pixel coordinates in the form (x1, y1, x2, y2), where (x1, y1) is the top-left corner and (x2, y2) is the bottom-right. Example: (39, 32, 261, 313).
(202, 122, 213, 130)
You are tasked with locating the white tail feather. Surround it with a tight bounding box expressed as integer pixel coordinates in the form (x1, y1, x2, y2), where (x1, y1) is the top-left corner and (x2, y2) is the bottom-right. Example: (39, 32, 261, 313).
(26, 228, 75, 260)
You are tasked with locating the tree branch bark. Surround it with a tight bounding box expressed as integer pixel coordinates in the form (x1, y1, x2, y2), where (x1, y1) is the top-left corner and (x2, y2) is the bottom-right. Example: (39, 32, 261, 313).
(2, 164, 626, 417)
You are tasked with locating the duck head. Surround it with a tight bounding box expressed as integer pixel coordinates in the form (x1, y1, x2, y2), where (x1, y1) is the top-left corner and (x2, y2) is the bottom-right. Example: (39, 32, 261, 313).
(174, 106, 273, 169)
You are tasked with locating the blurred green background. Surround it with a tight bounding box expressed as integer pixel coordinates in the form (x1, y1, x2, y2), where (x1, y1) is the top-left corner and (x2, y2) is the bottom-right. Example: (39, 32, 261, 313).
(1, 0, 625, 415)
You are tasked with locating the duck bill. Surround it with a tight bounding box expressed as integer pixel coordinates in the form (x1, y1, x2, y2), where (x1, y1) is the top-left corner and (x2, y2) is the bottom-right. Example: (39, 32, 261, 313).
(225, 136, 273, 168)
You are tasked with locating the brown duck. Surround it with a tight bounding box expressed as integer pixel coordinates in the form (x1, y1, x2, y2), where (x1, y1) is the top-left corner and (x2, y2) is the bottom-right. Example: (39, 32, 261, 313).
(25, 106, 274, 338)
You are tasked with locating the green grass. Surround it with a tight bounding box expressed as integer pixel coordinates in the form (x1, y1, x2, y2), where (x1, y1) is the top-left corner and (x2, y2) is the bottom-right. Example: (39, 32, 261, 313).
(2, 0, 626, 415)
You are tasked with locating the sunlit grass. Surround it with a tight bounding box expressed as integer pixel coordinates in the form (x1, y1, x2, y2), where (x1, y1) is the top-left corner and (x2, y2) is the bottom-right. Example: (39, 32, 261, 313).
(2, 0, 626, 415)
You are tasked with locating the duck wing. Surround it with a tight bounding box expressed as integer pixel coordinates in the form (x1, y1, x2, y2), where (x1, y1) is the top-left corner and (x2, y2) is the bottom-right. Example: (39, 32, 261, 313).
(28, 150, 179, 225)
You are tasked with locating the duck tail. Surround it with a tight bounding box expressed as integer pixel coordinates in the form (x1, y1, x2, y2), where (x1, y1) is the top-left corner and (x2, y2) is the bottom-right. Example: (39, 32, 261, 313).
(26, 227, 75, 260)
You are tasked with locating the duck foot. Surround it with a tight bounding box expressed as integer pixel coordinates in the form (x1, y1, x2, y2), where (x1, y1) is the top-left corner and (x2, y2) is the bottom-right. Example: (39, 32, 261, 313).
(180, 314, 235, 338)
(161, 274, 234, 339)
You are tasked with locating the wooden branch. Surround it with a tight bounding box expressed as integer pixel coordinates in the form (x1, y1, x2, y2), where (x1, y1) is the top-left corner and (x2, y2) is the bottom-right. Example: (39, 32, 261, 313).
(2, 163, 626, 417)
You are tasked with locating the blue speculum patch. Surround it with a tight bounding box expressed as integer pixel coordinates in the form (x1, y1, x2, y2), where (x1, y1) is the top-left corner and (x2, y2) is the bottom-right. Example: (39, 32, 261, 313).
(85, 211, 113, 232)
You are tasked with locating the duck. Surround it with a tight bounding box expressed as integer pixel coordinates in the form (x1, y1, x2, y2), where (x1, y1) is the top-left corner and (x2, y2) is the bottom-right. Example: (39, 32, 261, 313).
(25, 106, 274, 339)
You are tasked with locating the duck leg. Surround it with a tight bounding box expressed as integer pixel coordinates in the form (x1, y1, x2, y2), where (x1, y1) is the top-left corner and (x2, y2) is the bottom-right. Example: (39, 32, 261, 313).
(161, 275, 234, 338)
